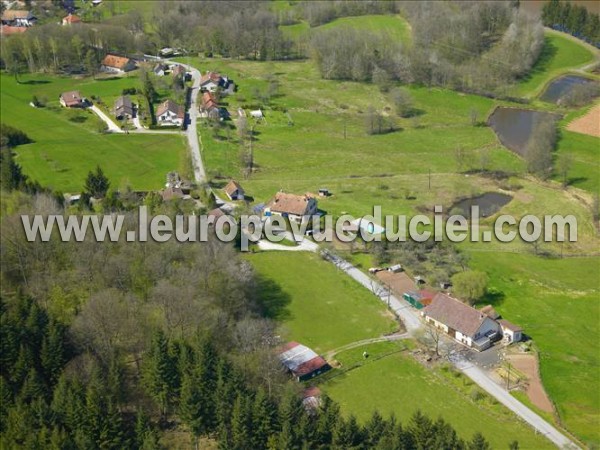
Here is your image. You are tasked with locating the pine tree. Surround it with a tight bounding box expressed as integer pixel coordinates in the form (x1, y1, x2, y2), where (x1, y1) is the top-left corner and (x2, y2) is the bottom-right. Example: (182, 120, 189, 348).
(409, 410, 436, 450)
(252, 388, 278, 449)
(83, 166, 111, 199)
(142, 330, 176, 420)
(468, 432, 491, 450)
(365, 410, 386, 447)
(40, 321, 66, 387)
(179, 370, 204, 447)
(230, 394, 252, 450)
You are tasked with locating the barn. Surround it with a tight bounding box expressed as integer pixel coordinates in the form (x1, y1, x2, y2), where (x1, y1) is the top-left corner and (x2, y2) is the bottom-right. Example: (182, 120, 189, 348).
(278, 342, 331, 382)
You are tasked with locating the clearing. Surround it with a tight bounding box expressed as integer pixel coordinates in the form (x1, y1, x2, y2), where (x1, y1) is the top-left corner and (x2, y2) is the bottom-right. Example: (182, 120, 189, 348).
(566, 103, 600, 138)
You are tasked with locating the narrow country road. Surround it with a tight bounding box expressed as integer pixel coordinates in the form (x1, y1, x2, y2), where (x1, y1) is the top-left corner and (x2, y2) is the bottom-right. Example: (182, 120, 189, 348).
(177, 62, 206, 183)
(324, 251, 579, 449)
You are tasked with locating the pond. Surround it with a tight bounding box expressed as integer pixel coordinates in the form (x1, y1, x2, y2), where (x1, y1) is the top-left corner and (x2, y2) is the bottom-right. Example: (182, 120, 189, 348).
(488, 107, 559, 156)
(540, 75, 599, 104)
(449, 192, 512, 218)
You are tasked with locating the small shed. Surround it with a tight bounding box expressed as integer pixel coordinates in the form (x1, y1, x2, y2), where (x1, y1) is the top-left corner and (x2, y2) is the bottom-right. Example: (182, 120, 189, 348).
(388, 264, 402, 273)
(499, 319, 523, 344)
(318, 188, 330, 197)
(250, 109, 263, 119)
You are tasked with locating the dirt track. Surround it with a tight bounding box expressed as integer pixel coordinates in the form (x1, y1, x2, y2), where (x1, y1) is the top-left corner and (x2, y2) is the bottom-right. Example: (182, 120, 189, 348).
(567, 104, 600, 138)
(508, 353, 554, 413)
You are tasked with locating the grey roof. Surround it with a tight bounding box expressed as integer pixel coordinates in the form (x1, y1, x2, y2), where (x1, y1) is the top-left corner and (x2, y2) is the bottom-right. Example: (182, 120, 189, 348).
(114, 96, 134, 115)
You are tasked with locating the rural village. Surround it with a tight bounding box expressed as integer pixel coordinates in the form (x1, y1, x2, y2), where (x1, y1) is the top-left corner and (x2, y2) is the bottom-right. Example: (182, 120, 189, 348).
(0, 0, 599, 449)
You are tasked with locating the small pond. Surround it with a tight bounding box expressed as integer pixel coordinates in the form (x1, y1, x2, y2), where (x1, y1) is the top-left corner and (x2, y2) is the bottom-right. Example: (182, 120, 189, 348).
(540, 75, 598, 104)
(449, 192, 512, 218)
(488, 107, 559, 156)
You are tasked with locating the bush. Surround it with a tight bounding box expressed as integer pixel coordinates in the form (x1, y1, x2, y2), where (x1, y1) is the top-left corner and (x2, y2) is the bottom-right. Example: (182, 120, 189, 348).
(122, 87, 138, 95)
(0, 123, 33, 147)
(470, 389, 485, 402)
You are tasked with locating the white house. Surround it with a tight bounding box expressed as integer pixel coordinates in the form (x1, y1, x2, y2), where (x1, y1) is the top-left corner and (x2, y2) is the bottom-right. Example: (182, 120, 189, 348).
(224, 180, 245, 201)
(499, 319, 523, 343)
(1, 10, 36, 27)
(421, 293, 501, 351)
(264, 192, 318, 224)
(156, 99, 185, 127)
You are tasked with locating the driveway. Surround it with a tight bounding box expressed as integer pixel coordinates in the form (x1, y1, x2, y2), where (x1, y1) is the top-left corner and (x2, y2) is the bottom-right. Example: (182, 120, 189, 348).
(89, 105, 123, 133)
(257, 232, 319, 252)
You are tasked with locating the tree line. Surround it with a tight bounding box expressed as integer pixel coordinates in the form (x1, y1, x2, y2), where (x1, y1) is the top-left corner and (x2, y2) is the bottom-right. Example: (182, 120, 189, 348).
(542, 0, 600, 45)
(310, 1, 545, 96)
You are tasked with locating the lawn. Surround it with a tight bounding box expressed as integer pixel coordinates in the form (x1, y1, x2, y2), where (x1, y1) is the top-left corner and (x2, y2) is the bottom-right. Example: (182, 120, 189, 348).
(469, 252, 600, 447)
(514, 31, 596, 98)
(554, 127, 600, 194)
(1, 73, 187, 192)
(323, 341, 553, 450)
(246, 252, 397, 353)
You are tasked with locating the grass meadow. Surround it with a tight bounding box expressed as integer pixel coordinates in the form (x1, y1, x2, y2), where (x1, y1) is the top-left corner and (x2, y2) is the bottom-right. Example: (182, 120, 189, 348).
(247, 251, 397, 354)
(323, 341, 554, 450)
(0, 73, 187, 192)
(469, 252, 600, 446)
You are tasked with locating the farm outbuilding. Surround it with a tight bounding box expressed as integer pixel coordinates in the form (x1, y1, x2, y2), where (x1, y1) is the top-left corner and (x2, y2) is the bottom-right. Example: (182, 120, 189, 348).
(278, 342, 331, 382)
(403, 290, 435, 310)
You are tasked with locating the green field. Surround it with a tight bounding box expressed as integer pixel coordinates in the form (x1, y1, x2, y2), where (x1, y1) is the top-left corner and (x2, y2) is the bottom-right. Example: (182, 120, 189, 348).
(469, 252, 600, 446)
(514, 31, 596, 97)
(324, 342, 553, 449)
(554, 125, 600, 194)
(247, 252, 397, 353)
(281, 14, 411, 44)
(0, 74, 187, 192)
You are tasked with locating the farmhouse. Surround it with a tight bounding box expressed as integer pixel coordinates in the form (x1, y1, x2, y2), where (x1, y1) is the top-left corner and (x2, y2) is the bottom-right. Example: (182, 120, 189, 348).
(171, 64, 186, 79)
(100, 54, 137, 73)
(1, 10, 36, 27)
(200, 71, 235, 94)
(264, 192, 318, 223)
(278, 341, 331, 382)
(153, 63, 169, 76)
(62, 14, 81, 25)
(114, 96, 134, 120)
(224, 180, 245, 201)
(156, 99, 185, 127)
(59, 91, 85, 108)
(199, 92, 220, 119)
(422, 293, 501, 351)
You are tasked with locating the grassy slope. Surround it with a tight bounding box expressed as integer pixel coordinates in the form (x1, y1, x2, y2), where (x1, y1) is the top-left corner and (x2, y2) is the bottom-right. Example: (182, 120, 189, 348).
(324, 342, 553, 450)
(469, 252, 599, 445)
(554, 124, 600, 194)
(247, 252, 396, 354)
(280, 14, 411, 43)
(514, 31, 595, 98)
(0, 74, 186, 192)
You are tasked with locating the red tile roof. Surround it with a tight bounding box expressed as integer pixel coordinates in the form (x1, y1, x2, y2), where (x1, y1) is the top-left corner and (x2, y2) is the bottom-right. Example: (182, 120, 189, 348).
(60, 91, 83, 106)
(0, 25, 27, 35)
(101, 54, 131, 70)
(224, 180, 243, 197)
(62, 14, 81, 24)
(268, 192, 315, 216)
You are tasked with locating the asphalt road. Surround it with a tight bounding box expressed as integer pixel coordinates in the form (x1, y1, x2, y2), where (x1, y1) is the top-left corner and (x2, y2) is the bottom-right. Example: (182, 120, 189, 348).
(177, 62, 206, 183)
